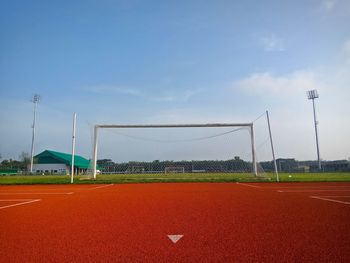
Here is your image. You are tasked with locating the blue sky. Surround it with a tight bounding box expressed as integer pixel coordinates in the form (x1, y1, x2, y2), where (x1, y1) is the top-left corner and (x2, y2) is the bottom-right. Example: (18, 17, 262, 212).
(1, 0, 349, 162)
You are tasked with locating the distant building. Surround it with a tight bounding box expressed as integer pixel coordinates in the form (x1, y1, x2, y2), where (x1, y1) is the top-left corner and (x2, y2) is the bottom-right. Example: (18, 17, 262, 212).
(33, 150, 91, 175)
(321, 160, 350, 172)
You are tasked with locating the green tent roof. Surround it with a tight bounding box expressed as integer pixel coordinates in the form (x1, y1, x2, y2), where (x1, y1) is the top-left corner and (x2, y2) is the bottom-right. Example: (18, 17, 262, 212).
(34, 150, 91, 169)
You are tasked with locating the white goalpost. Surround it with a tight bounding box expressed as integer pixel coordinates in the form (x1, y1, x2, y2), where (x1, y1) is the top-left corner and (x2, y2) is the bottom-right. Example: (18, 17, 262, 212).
(91, 123, 257, 179)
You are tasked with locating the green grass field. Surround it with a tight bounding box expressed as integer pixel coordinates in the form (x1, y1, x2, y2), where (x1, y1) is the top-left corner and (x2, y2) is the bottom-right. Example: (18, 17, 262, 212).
(0, 172, 350, 185)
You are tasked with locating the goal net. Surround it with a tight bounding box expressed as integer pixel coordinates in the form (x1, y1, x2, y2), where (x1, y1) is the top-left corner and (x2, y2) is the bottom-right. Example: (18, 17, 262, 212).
(87, 122, 273, 179)
(130, 165, 145, 173)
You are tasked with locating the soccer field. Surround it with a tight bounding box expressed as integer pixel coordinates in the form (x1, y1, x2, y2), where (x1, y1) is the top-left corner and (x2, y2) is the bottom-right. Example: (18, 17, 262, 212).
(0, 172, 350, 184)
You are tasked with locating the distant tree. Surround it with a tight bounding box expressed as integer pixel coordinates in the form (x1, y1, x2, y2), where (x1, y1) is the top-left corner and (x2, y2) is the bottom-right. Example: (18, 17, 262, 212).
(0, 159, 21, 169)
(19, 152, 30, 162)
(0, 153, 30, 171)
(1, 159, 10, 167)
(19, 152, 30, 170)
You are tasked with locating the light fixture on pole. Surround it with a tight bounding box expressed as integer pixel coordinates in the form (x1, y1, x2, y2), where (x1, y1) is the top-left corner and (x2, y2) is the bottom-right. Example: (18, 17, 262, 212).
(307, 89, 321, 171)
(30, 94, 41, 173)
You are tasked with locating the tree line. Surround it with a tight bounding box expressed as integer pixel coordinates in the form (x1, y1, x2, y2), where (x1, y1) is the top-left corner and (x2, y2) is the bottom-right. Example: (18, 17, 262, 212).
(0, 152, 30, 171)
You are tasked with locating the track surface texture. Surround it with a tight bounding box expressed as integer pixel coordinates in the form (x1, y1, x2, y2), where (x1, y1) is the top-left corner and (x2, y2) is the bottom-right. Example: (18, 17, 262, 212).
(1, 182, 350, 262)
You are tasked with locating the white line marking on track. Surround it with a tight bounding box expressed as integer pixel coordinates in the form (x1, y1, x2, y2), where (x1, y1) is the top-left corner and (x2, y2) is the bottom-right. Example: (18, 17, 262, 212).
(277, 186, 350, 189)
(0, 199, 39, 201)
(277, 190, 350, 193)
(0, 188, 93, 192)
(310, 196, 350, 205)
(167, 235, 184, 244)
(236, 182, 261, 188)
(88, 184, 114, 190)
(0, 192, 74, 195)
(0, 199, 41, 210)
(311, 196, 350, 198)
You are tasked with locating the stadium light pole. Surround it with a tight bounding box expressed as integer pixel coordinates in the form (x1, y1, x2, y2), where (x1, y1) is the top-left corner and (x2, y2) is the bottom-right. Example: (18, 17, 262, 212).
(71, 113, 77, 184)
(30, 94, 41, 173)
(307, 89, 322, 171)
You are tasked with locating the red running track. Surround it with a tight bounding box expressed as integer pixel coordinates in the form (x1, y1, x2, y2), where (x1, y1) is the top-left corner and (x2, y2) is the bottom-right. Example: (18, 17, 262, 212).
(1, 182, 350, 262)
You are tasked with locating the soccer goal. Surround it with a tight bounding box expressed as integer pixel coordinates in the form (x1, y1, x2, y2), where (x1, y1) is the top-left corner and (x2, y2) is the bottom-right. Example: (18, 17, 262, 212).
(165, 166, 185, 174)
(90, 123, 260, 179)
(130, 165, 145, 173)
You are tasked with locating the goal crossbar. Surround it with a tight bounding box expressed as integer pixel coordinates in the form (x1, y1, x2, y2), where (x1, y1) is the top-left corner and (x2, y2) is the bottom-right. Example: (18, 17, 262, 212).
(91, 123, 256, 178)
(96, 123, 253, 129)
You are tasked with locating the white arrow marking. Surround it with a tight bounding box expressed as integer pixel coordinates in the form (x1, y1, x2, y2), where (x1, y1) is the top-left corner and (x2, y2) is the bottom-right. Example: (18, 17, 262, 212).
(167, 235, 184, 244)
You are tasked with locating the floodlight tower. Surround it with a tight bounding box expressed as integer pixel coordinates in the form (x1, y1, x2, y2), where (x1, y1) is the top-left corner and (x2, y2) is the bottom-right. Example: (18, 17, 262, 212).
(30, 94, 41, 173)
(307, 89, 321, 171)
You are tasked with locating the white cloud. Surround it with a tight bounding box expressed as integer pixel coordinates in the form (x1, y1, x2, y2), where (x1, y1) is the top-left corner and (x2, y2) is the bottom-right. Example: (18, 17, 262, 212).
(229, 39, 350, 160)
(318, 0, 350, 15)
(330, 37, 350, 96)
(183, 88, 203, 101)
(84, 85, 142, 97)
(232, 71, 323, 97)
(145, 108, 253, 125)
(259, 34, 286, 52)
(151, 88, 203, 102)
(152, 95, 175, 102)
(322, 0, 337, 12)
(343, 38, 350, 63)
(84, 85, 203, 103)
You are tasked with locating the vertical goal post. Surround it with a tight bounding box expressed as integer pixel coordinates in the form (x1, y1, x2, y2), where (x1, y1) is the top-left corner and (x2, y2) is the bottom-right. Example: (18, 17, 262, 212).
(91, 123, 257, 179)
